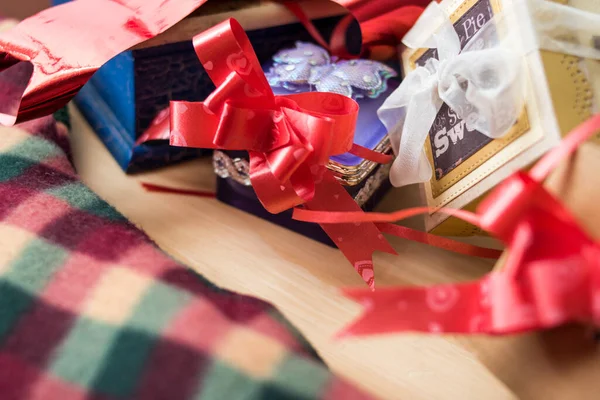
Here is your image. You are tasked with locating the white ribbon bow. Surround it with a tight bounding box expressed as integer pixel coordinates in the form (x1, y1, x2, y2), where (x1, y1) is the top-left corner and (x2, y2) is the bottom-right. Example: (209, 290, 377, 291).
(379, 0, 600, 188)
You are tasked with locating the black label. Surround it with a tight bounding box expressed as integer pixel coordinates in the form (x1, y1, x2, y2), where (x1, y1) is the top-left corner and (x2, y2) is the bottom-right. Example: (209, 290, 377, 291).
(416, 0, 495, 180)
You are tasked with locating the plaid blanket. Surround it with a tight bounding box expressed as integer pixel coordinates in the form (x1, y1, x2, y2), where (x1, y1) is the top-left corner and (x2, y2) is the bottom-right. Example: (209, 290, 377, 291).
(0, 29, 371, 398)
(0, 114, 372, 400)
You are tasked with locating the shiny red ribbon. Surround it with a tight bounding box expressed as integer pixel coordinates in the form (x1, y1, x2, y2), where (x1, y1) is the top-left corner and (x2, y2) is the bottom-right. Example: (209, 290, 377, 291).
(285, 0, 430, 59)
(170, 18, 399, 289)
(294, 115, 600, 337)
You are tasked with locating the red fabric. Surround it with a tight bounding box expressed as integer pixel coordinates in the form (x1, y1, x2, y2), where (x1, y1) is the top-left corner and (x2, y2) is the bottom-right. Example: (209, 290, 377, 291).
(330, 0, 431, 58)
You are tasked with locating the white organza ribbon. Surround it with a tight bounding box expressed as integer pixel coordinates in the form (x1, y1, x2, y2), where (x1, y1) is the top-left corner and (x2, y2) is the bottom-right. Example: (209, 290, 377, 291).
(379, 0, 600, 188)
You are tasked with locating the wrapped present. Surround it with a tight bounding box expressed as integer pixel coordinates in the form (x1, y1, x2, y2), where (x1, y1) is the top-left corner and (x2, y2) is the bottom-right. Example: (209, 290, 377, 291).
(378, 0, 600, 235)
(212, 41, 399, 245)
(51, 0, 349, 172)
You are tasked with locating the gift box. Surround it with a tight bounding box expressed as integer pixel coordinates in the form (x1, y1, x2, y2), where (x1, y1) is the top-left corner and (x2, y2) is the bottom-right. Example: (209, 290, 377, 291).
(51, 0, 348, 173)
(387, 0, 600, 235)
(212, 41, 399, 245)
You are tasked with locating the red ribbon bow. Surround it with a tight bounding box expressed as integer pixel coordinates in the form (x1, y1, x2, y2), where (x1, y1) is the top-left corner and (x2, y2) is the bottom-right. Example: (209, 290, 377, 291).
(170, 19, 398, 289)
(171, 19, 361, 212)
(294, 115, 600, 337)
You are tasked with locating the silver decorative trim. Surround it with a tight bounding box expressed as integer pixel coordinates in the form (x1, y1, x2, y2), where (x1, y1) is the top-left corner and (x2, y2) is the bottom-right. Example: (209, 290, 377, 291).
(354, 162, 391, 207)
(213, 151, 391, 207)
(213, 151, 251, 186)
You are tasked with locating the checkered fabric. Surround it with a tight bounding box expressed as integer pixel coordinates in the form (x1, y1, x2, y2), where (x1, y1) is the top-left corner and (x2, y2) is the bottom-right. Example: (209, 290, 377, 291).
(0, 46, 372, 400)
(0, 114, 373, 400)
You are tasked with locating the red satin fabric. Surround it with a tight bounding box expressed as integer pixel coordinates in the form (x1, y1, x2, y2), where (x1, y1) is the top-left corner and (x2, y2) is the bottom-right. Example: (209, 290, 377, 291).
(0, 0, 208, 126)
(170, 19, 397, 288)
(294, 115, 600, 337)
(330, 0, 431, 58)
(284, 0, 429, 59)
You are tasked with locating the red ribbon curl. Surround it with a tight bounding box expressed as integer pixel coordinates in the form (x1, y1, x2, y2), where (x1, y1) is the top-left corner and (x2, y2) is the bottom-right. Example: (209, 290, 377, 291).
(293, 115, 600, 337)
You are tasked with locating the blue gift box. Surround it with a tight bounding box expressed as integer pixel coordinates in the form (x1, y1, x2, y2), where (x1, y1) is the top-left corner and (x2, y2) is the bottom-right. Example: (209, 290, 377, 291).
(52, 0, 351, 173)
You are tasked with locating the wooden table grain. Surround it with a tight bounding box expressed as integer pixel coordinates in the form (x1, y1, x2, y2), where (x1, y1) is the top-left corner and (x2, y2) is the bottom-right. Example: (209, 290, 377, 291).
(69, 107, 600, 400)
(0, 0, 48, 19)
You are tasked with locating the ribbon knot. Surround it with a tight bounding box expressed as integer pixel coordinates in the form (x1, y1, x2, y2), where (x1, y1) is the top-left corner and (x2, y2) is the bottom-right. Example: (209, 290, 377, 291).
(378, 1, 524, 187)
(378, 0, 600, 189)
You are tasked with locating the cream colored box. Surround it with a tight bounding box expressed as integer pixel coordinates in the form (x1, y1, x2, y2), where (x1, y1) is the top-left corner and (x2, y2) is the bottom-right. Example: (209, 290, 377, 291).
(398, 0, 600, 235)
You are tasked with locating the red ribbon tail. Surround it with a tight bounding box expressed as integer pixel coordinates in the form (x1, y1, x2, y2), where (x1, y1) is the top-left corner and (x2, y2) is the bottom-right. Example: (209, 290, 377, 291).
(306, 172, 396, 289)
(375, 222, 502, 259)
(282, 2, 331, 51)
(141, 182, 216, 198)
(136, 108, 171, 145)
(350, 143, 393, 164)
(340, 280, 491, 337)
(338, 288, 405, 337)
(293, 206, 499, 259)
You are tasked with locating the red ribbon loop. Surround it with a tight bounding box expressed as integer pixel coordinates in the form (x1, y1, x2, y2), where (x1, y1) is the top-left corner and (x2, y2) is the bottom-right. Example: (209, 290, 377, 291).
(172, 19, 361, 212)
(170, 18, 396, 288)
(477, 172, 543, 241)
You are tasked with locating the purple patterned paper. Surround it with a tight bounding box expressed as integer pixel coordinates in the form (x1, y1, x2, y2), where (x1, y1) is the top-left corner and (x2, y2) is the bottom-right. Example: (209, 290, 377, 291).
(265, 42, 400, 167)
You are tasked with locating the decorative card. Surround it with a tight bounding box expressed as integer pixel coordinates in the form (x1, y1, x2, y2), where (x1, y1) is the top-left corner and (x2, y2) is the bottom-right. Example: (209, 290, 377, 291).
(398, 0, 600, 234)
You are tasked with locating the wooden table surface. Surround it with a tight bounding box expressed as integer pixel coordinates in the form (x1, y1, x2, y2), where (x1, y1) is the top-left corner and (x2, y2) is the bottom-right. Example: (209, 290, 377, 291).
(0, 0, 48, 20)
(69, 107, 600, 400)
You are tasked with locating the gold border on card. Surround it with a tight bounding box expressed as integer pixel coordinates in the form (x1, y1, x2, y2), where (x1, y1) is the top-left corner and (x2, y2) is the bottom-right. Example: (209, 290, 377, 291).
(426, 110, 530, 197)
(327, 137, 392, 186)
(406, 0, 532, 201)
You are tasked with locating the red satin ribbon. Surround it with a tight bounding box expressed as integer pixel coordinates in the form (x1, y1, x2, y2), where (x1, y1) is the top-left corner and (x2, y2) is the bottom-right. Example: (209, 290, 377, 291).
(329, 0, 431, 59)
(170, 18, 399, 289)
(294, 115, 600, 337)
